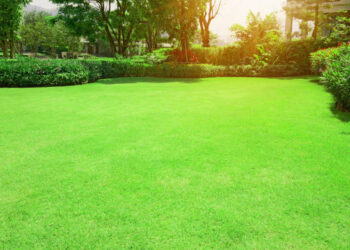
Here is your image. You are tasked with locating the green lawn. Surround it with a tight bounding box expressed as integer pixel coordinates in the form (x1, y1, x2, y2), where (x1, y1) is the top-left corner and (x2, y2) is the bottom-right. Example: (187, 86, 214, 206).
(1, 77, 349, 249)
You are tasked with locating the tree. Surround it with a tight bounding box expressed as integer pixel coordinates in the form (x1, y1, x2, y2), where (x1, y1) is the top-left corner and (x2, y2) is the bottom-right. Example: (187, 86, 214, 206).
(52, 0, 145, 56)
(193, 30, 218, 45)
(159, 0, 201, 62)
(198, 0, 221, 47)
(325, 14, 350, 45)
(55, 4, 103, 44)
(20, 11, 51, 54)
(230, 12, 282, 63)
(52, 21, 83, 53)
(20, 11, 82, 55)
(0, 0, 31, 58)
(135, 0, 166, 53)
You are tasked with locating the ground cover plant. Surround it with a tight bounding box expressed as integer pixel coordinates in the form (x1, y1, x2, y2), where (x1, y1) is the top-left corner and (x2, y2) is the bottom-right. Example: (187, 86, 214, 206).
(0, 77, 349, 249)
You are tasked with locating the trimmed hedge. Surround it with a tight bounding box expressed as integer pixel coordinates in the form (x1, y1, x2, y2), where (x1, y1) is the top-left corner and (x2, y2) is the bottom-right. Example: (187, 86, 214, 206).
(0, 58, 304, 88)
(0, 58, 89, 87)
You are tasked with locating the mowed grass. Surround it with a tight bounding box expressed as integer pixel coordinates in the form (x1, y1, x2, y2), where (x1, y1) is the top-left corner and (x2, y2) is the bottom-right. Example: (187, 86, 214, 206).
(0, 77, 349, 249)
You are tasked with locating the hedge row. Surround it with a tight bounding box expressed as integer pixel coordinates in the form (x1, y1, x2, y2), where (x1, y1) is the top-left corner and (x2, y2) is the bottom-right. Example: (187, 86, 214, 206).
(311, 43, 350, 111)
(0, 59, 89, 87)
(191, 39, 322, 74)
(0, 58, 304, 88)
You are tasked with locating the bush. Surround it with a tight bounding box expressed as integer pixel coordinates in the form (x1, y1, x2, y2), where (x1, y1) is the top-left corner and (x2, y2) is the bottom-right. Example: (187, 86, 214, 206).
(0, 58, 89, 87)
(190, 39, 322, 75)
(131, 48, 172, 64)
(190, 46, 246, 65)
(79, 60, 103, 82)
(272, 39, 322, 75)
(144, 63, 301, 78)
(259, 64, 302, 77)
(310, 45, 344, 75)
(319, 43, 350, 111)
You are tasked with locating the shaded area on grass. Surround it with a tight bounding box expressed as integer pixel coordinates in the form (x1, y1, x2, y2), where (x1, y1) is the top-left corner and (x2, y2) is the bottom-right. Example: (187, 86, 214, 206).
(97, 77, 201, 85)
(331, 106, 350, 123)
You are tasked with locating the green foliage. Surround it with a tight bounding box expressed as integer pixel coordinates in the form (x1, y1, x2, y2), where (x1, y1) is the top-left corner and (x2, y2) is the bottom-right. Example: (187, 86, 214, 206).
(189, 39, 320, 74)
(274, 39, 322, 74)
(131, 48, 172, 64)
(230, 12, 282, 60)
(52, 0, 147, 56)
(20, 11, 82, 55)
(0, 58, 88, 87)
(325, 15, 350, 46)
(310, 45, 342, 75)
(190, 46, 243, 65)
(55, 4, 102, 43)
(317, 43, 350, 111)
(159, 0, 202, 61)
(146, 63, 299, 78)
(0, 0, 31, 58)
(0, 57, 305, 87)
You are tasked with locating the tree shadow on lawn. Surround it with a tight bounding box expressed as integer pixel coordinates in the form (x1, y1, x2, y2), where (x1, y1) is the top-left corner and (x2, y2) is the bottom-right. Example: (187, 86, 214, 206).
(98, 76, 316, 85)
(330, 105, 350, 123)
(98, 77, 201, 85)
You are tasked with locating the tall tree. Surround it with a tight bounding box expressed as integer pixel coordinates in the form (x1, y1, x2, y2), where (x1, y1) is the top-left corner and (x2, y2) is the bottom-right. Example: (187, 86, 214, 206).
(230, 12, 282, 62)
(55, 4, 103, 44)
(199, 0, 221, 47)
(20, 11, 51, 54)
(136, 0, 165, 53)
(52, 0, 144, 56)
(160, 0, 201, 62)
(20, 11, 82, 55)
(0, 0, 31, 58)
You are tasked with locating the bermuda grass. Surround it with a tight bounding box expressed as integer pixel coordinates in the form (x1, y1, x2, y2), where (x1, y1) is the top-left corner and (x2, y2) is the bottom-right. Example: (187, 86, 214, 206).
(0, 77, 349, 249)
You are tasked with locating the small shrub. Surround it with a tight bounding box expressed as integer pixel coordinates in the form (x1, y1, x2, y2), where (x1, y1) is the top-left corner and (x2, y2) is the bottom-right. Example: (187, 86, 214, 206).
(131, 48, 172, 64)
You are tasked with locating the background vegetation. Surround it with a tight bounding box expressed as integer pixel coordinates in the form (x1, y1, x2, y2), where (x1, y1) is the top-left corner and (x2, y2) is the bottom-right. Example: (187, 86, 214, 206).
(0, 0, 349, 110)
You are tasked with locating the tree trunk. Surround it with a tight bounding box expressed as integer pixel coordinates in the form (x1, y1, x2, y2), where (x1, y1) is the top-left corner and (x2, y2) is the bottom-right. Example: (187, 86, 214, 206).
(181, 35, 189, 63)
(0, 41, 4, 58)
(120, 24, 134, 57)
(312, 2, 319, 39)
(10, 33, 15, 59)
(199, 18, 210, 47)
(203, 24, 210, 47)
(3, 40, 8, 58)
(153, 30, 159, 50)
(147, 22, 153, 53)
(104, 25, 117, 55)
(10, 41, 15, 59)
